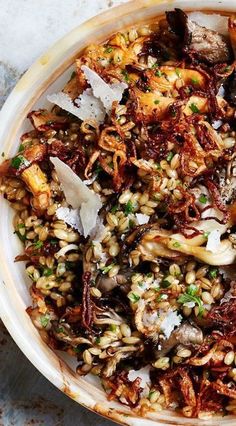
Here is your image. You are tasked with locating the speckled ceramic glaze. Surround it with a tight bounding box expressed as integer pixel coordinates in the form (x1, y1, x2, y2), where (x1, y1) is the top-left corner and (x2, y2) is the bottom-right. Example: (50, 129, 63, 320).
(0, 1, 236, 425)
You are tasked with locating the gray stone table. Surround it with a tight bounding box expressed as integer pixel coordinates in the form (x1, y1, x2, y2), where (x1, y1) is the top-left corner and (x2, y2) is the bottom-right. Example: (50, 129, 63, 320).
(0, 1, 128, 425)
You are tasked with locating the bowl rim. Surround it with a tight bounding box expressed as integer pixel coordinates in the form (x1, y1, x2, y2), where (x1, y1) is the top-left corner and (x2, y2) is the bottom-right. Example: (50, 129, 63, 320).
(1, 1, 236, 425)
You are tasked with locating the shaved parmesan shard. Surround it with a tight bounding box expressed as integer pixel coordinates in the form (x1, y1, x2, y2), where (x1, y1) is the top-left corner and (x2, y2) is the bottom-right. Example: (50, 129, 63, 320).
(160, 310, 182, 339)
(47, 92, 82, 118)
(47, 90, 105, 124)
(188, 12, 228, 36)
(50, 157, 102, 238)
(75, 89, 105, 123)
(136, 213, 150, 225)
(206, 229, 221, 253)
(81, 65, 128, 112)
(56, 207, 82, 233)
(47, 67, 127, 123)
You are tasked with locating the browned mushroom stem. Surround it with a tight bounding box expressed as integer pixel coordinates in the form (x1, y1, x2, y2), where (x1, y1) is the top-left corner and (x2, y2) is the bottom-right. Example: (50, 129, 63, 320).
(97, 272, 132, 293)
(155, 322, 203, 357)
(166, 8, 233, 64)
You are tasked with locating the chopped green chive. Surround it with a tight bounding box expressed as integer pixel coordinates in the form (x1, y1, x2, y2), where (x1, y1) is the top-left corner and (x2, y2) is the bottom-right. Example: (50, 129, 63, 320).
(18, 144, 24, 152)
(14, 223, 26, 242)
(203, 231, 210, 239)
(43, 268, 53, 277)
(109, 324, 117, 332)
(100, 263, 115, 275)
(166, 151, 174, 162)
(121, 69, 130, 82)
(209, 268, 218, 279)
(40, 314, 50, 328)
(199, 194, 207, 204)
(175, 68, 181, 77)
(33, 240, 43, 249)
(161, 279, 171, 288)
(124, 200, 134, 216)
(187, 284, 198, 296)
(155, 68, 162, 77)
(191, 77, 199, 85)
(111, 204, 119, 213)
(156, 294, 167, 302)
(173, 241, 181, 248)
(11, 155, 30, 170)
(104, 46, 113, 53)
(1, 152, 5, 157)
(189, 103, 200, 113)
(154, 99, 160, 105)
(128, 293, 140, 303)
(178, 292, 203, 316)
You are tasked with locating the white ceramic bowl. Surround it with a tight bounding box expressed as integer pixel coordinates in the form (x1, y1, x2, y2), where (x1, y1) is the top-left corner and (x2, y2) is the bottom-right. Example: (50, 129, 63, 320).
(0, 1, 236, 424)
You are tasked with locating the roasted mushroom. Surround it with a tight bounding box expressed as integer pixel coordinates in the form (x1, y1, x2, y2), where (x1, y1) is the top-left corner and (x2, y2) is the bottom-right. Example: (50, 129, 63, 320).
(166, 8, 233, 64)
(155, 322, 204, 357)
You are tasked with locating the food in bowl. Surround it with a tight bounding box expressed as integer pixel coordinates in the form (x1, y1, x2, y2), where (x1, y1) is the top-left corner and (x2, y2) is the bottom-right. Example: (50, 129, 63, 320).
(1, 8, 236, 420)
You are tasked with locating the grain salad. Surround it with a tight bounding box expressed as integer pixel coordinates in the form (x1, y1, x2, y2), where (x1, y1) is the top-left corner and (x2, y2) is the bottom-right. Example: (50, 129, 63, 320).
(2, 8, 236, 420)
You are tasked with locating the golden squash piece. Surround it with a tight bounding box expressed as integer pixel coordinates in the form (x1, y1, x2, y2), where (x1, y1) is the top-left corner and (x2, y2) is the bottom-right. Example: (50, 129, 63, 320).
(146, 67, 206, 93)
(131, 87, 231, 123)
(28, 110, 68, 132)
(21, 164, 51, 211)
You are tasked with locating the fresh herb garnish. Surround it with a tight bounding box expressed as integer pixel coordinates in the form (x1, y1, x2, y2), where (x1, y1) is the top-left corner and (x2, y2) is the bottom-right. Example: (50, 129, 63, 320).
(34, 240, 43, 249)
(121, 69, 130, 82)
(166, 151, 174, 162)
(155, 68, 162, 77)
(11, 155, 30, 170)
(191, 77, 199, 85)
(156, 293, 168, 302)
(203, 231, 210, 239)
(209, 267, 218, 279)
(128, 293, 140, 303)
(14, 223, 26, 242)
(104, 46, 113, 54)
(178, 285, 203, 315)
(100, 263, 115, 275)
(94, 163, 103, 175)
(40, 314, 50, 328)
(18, 144, 24, 152)
(161, 279, 171, 288)
(111, 204, 119, 213)
(43, 268, 53, 277)
(109, 324, 117, 332)
(154, 99, 160, 105)
(199, 194, 207, 204)
(189, 103, 200, 113)
(173, 241, 181, 248)
(124, 200, 134, 216)
(129, 219, 135, 229)
(175, 68, 181, 77)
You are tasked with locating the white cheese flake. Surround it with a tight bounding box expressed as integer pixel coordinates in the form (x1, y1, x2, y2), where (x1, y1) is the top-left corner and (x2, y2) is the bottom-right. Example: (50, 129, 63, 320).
(56, 207, 82, 233)
(47, 92, 82, 118)
(50, 157, 102, 238)
(81, 65, 128, 112)
(47, 67, 128, 123)
(160, 310, 182, 339)
(75, 88, 105, 123)
(136, 213, 150, 225)
(206, 229, 221, 253)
